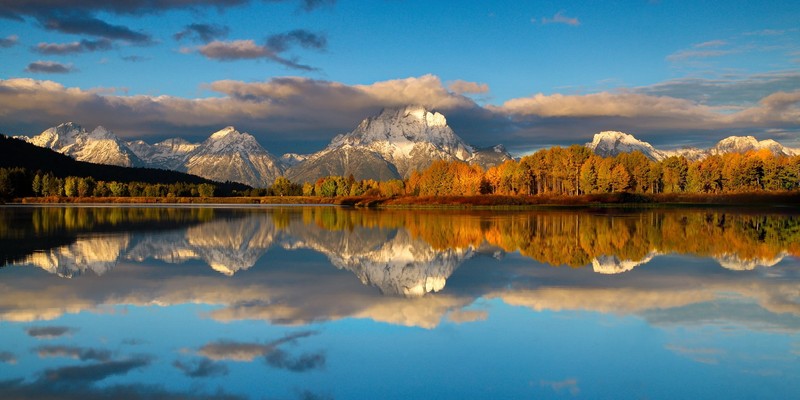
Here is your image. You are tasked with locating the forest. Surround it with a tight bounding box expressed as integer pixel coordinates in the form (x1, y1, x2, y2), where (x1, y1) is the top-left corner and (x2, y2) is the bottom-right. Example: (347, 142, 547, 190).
(2, 136, 799, 201)
(276, 145, 800, 198)
(0, 135, 246, 199)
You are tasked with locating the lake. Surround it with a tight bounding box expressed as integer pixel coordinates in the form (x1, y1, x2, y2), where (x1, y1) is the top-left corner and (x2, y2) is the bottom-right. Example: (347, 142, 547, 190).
(1, 205, 799, 399)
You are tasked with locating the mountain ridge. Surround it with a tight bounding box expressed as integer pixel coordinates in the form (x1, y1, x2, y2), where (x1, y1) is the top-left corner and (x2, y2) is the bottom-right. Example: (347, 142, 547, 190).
(287, 105, 512, 182)
(586, 131, 799, 161)
(15, 109, 799, 186)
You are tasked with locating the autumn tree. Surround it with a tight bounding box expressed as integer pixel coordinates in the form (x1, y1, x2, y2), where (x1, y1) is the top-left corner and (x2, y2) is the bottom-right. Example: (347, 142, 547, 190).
(270, 177, 301, 196)
(661, 156, 688, 193)
(610, 164, 630, 192)
(579, 156, 599, 194)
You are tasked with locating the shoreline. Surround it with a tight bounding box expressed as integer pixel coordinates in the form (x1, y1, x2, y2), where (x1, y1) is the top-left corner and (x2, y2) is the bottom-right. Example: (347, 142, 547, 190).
(6, 192, 800, 209)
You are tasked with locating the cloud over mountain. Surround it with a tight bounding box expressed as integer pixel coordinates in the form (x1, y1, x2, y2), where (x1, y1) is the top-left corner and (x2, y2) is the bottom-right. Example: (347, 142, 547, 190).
(1, 73, 799, 154)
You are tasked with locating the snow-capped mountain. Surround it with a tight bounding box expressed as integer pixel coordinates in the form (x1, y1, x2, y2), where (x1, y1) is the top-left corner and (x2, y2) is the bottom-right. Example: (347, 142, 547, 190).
(587, 131, 798, 161)
(586, 131, 668, 161)
(183, 127, 285, 187)
(288, 106, 511, 182)
(23, 123, 285, 187)
(24, 116, 796, 188)
(129, 127, 285, 187)
(470, 144, 514, 168)
(126, 137, 199, 170)
(280, 153, 309, 167)
(661, 147, 708, 162)
(24, 122, 143, 167)
(710, 136, 797, 157)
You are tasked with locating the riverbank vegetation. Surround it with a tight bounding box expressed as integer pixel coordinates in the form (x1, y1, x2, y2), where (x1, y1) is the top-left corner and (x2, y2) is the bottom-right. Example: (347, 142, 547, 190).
(3, 145, 799, 205)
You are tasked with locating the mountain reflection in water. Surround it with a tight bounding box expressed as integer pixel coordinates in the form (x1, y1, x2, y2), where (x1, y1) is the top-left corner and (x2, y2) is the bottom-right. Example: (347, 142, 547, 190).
(4, 206, 798, 280)
(0, 206, 799, 399)
(0, 206, 798, 325)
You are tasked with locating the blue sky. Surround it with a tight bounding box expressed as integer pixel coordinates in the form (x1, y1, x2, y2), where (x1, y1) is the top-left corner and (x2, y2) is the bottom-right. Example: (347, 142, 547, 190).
(0, 0, 798, 154)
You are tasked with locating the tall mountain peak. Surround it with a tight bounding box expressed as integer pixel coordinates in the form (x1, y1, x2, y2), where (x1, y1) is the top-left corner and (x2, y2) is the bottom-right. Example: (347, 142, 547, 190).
(209, 126, 239, 140)
(586, 131, 666, 161)
(185, 127, 284, 187)
(288, 106, 482, 182)
(376, 105, 448, 127)
(25, 122, 142, 167)
(709, 135, 794, 156)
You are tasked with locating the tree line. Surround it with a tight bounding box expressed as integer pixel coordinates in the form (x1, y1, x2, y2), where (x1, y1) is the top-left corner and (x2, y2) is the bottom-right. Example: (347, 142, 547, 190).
(277, 146, 800, 197)
(4, 146, 798, 200)
(0, 168, 217, 199)
(429, 146, 800, 196)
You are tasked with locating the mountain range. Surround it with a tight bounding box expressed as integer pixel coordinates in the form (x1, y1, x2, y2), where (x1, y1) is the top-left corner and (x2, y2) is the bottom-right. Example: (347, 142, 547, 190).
(586, 130, 799, 161)
(15, 106, 511, 187)
(15, 107, 798, 187)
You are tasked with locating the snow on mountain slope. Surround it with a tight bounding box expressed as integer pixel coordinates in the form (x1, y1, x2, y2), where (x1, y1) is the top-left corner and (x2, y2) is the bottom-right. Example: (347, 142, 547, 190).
(127, 137, 199, 170)
(288, 106, 511, 181)
(710, 136, 797, 156)
(23, 122, 285, 187)
(280, 153, 308, 167)
(287, 146, 401, 182)
(26, 122, 143, 167)
(586, 131, 667, 161)
(469, 144, 514, 168)
(586, 131, 798, 161)
(331, 106, 474, 176)
(661, 147, 708, 162)
(184, 126, 285, 187)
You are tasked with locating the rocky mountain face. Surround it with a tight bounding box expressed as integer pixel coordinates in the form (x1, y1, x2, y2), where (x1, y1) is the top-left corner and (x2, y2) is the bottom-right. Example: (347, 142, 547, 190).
(22, 113, 796, 187)
(126, 137, 199, 170)
(21, 107, 511, 186)
(709, 136, 796, 157)
(128, 126, 285, 187)
(22, 124, 284, 187)
(182, 127, 285, 188)
(586, 131, 667, 161)
(586, 131, 798, 161)
(287, 106, 512, 182)
(24, 122, 143, 167)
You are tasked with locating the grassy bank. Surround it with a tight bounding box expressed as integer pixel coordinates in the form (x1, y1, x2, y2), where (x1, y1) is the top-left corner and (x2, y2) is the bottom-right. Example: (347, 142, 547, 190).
(10, 191, 800, 208)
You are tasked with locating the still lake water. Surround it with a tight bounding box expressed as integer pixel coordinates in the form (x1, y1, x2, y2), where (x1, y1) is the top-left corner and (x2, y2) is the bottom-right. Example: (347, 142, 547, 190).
(0, 205, 798, 399)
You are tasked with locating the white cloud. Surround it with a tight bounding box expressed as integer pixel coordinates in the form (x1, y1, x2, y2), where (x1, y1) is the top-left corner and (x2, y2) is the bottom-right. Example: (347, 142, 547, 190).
(539, 11, 580, 26)
(694, 40, 727, 48)
(447, 80, 490, 95)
